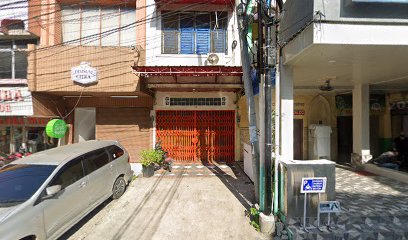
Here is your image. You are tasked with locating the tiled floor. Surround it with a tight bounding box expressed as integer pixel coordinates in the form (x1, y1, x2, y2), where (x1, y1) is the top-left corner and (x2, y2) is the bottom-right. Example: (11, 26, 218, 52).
(153, 162, 242, 178)
(287, 166, 408, 239)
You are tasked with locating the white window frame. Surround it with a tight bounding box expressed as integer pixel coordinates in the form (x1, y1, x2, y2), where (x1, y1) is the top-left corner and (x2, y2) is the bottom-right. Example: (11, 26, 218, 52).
(0, 40, 30, 79)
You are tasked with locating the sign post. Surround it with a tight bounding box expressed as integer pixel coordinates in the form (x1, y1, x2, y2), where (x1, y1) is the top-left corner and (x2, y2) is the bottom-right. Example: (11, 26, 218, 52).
(319, 201, 341, 230)
(300, 177, 327, 231)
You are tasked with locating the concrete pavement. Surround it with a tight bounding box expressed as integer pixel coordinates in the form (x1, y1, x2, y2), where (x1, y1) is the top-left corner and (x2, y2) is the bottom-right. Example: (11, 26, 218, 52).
(60, 164, 263, 240)
(287, 165, 408, 239)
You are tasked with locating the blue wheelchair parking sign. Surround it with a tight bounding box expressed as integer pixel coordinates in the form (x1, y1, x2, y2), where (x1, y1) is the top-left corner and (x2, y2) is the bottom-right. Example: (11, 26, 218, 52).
(301, 177, 327, 193)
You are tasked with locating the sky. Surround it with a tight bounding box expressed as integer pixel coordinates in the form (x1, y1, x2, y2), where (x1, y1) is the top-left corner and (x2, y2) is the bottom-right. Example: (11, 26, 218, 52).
(0, 0, 28, 22)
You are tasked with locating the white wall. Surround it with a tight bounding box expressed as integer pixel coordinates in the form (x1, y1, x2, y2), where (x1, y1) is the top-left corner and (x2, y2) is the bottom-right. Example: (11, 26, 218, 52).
(154, 91, 237, 111)
(145, 0, 241, 67)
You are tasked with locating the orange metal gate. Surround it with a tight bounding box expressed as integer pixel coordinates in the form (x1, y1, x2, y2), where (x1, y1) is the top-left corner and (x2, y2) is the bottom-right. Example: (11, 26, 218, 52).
(156, 110, 235, 163)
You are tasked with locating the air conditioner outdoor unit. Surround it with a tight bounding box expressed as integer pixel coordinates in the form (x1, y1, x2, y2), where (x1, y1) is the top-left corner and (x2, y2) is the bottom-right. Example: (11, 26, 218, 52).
(205, 53, 225, 66)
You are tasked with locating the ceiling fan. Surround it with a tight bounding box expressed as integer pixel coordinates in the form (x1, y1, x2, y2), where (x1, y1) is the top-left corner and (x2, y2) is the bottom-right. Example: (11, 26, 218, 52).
(319, 79, 333, 91)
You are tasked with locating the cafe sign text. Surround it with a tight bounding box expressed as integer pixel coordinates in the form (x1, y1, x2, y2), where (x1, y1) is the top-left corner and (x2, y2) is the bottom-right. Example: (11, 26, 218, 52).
(71, 62, 98, 85)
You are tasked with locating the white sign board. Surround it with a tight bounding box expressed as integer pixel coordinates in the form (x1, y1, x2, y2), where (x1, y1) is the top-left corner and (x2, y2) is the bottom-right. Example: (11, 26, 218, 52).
(0, 87, 33, 116)
(301, 177, 327, 193)
(71, 62, 98, 85)
(319, 201, 341, 213)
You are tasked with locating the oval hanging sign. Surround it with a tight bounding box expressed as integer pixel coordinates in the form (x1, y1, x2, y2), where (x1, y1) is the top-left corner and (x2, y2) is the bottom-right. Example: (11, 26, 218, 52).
(46, 119, 67, 138)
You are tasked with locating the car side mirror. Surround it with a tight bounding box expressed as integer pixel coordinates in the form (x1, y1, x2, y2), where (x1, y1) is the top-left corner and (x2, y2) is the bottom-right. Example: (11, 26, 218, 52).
(45, 185, 62, 198)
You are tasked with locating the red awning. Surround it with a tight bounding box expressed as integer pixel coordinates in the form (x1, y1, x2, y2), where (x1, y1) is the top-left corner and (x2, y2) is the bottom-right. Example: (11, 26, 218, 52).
(133, 66, 243, 77)
(155, 0, 234, 5)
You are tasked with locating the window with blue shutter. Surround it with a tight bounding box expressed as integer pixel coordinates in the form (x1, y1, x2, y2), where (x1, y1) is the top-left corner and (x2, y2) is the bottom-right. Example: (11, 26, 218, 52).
(161, 11, 227, 55)
(195, 14, 210, 54)
(180, 13, 195, 54)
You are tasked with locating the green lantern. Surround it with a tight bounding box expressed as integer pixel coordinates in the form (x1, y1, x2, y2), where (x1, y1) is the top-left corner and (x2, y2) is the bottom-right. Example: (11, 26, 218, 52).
(46, 119, 67, 138)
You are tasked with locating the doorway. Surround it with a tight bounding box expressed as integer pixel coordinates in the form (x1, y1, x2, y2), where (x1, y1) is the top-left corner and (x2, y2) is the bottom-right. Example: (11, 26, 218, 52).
(337, 116, 353, 163)
(156, 110, 235, 163)
(294, 119, 303, 160)
(74, 108, 96, 143)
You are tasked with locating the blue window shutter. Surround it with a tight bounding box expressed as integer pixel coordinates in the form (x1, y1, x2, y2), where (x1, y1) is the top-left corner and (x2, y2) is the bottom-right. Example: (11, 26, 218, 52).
(196, 29, 210, 54)
(180, 14, 194, 54)
(180, 30, 194, 54)
(212, 29, 226, 53)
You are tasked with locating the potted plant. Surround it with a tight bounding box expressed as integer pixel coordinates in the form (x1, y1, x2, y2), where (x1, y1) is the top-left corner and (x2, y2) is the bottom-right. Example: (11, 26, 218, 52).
(141, 149, 162, 177)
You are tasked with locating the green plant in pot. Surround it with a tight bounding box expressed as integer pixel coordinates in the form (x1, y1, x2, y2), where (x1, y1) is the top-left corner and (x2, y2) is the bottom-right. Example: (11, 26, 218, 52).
(141, 149, 162, 177)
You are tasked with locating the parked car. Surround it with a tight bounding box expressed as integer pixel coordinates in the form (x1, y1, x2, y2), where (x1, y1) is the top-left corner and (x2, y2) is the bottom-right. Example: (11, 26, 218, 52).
(0, 140, 133, 240)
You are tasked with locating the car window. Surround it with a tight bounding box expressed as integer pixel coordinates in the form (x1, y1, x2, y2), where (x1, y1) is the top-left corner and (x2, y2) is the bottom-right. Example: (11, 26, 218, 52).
(83, 148, 110, 175)
(50, 158, 85, 189)
(0, 164, 56, 207)
(106, 145, 124, 160)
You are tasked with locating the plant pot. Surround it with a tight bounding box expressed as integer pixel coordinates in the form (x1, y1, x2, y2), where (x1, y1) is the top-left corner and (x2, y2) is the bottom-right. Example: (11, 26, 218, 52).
(142, 164, 155, 177)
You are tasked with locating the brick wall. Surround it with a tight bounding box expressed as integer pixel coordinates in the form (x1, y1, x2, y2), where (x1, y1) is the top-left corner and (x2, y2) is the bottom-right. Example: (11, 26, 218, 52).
(28, 45, 141, 93)
(96, 108, 152, 163)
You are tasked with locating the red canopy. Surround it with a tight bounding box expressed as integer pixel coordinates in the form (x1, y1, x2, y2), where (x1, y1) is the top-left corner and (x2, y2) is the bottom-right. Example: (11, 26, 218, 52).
(155, 0, 234, 5)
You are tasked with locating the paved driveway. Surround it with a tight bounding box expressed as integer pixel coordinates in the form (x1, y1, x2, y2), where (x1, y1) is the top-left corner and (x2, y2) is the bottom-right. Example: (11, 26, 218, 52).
(60, 164, 262, 240)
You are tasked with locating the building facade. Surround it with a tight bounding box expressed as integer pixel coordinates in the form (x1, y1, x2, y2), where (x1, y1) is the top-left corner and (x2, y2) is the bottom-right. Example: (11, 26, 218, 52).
(278, 0, 408, 172)
(0, 19, 60, 155)
(134, 0, 243, 163)
(27, 0, 152, 162)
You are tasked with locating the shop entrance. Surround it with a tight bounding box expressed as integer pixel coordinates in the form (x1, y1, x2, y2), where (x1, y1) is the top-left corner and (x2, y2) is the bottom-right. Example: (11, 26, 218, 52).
(294, 119, 303, 160)
(74, 108, 96, 143)
(156, 110, 235, 163)
(337, 116, 353, 163)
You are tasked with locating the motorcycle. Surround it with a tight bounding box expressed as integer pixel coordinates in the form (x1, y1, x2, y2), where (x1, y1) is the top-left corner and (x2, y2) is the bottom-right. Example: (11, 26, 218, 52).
(0, 150, 32, 168)
(154, 141, 173, 172)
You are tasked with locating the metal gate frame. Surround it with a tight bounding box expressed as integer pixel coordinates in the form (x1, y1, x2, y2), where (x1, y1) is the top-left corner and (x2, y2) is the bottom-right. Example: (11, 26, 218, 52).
(156, 110, 235, 163)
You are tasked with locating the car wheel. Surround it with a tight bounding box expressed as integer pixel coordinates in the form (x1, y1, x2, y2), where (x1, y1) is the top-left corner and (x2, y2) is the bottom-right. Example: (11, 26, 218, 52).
(112, 176, 126, 199)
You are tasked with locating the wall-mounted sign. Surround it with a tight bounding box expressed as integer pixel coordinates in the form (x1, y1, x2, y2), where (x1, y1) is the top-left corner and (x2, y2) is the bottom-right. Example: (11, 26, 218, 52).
(71, 62, 98, 85)
(294, 110, 305, 116)
(0, 87, 33, 116)
(46, 119, 67, 138)
(0, 117, 50, 126)
(336, 94, 385, 116)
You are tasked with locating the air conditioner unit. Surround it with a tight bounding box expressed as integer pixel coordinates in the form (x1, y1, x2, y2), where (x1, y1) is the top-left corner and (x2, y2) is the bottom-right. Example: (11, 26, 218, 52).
(205, 53, 225, 66)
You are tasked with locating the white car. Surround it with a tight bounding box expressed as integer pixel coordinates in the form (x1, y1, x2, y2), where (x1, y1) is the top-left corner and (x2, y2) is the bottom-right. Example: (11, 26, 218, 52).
(0, 140, 133, 240)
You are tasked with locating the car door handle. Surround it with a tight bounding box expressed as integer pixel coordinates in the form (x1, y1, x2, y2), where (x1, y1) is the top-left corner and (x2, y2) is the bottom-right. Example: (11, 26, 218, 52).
(109, 164, 114, 168)
(79, 181, 87, 188)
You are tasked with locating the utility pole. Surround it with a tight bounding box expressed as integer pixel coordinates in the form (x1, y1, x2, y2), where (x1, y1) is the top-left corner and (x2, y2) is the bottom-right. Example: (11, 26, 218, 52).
(273, 0, 284, 216)
(258, 0, 266, 213)
(264, 1, 274, 215)
(237, 1, 260, 202)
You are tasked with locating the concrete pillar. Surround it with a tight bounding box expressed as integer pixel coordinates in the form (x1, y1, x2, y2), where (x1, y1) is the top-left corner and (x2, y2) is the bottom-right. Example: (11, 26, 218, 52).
(280, 65, 294, 161)
(352, 83, 371, 164)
